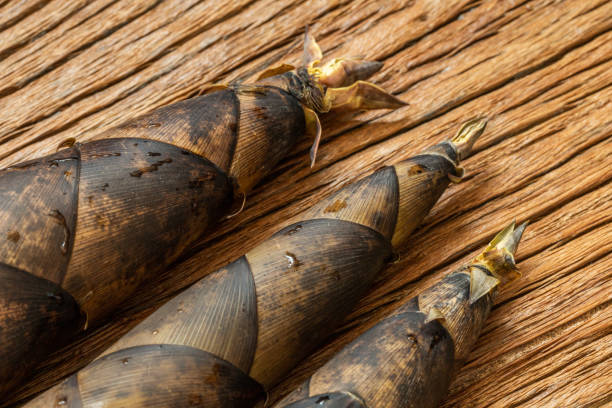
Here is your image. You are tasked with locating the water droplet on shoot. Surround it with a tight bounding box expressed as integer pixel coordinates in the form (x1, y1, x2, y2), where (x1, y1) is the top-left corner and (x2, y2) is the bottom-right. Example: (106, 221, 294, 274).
(47, 210, 70, 255)
(46, 292, 64, 304)
(284, 252, 301, 268)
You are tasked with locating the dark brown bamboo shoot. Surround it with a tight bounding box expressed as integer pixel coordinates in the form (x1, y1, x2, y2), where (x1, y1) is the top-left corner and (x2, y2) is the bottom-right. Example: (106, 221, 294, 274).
(25, 119, 487, 407)
(276, 221, 527, 408)
(0, 33, 404, 397)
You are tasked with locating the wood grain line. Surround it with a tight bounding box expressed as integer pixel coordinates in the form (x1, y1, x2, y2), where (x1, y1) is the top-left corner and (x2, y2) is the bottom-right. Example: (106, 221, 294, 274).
(0, 0, 48, 32)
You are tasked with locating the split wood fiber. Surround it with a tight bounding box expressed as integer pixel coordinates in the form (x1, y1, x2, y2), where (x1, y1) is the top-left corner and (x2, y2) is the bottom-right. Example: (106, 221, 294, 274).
(23, 121, 483, 407)
(2, 0, 610, 406)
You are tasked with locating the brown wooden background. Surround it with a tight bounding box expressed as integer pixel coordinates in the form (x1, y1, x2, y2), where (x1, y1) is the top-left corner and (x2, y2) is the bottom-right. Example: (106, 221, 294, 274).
(1, 0, 610, 406)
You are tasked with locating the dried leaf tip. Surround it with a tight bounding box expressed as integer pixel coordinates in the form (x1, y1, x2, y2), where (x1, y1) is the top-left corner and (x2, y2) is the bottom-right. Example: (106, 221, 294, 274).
(303, 25, 323, 68)
(450, 117, 488, 160)
(424, 307, 447, 325)
(493, 219, 528, 256)
(472, 219, 528, 285)
(469, 267, 500, 304)
(325, 81, 407, 113)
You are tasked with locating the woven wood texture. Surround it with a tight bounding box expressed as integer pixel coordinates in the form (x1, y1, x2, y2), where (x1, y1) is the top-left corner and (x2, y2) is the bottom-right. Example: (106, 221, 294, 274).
(1, 0, 610, 406)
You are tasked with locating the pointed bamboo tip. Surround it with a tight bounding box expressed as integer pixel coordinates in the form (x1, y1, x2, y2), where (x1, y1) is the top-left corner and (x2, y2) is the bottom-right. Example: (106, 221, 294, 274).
(450, 117, 488, 160)
(491, 219, 528, 257)
(318, 59, 384, 88)
(472, 219, 528, 284)
(309, 150, 316, 168)
(337, 59, 383, 82)
(361, 60, 384, 75)
(510, 220, 528, 254)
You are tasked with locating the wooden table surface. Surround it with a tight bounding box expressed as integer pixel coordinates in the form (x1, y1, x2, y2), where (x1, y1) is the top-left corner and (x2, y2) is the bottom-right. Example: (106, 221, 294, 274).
(1, 0, 611, 407)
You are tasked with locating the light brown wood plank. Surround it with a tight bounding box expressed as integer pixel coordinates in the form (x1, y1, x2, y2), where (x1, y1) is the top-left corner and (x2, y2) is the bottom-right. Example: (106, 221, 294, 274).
(1, 0, 610, 406)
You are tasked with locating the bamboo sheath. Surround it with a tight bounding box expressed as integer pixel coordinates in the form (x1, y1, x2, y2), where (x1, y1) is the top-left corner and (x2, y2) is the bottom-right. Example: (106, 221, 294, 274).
(276, 221, 527, 408)
(0, 34, 404, 397)
(25, 119, 487, 407)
